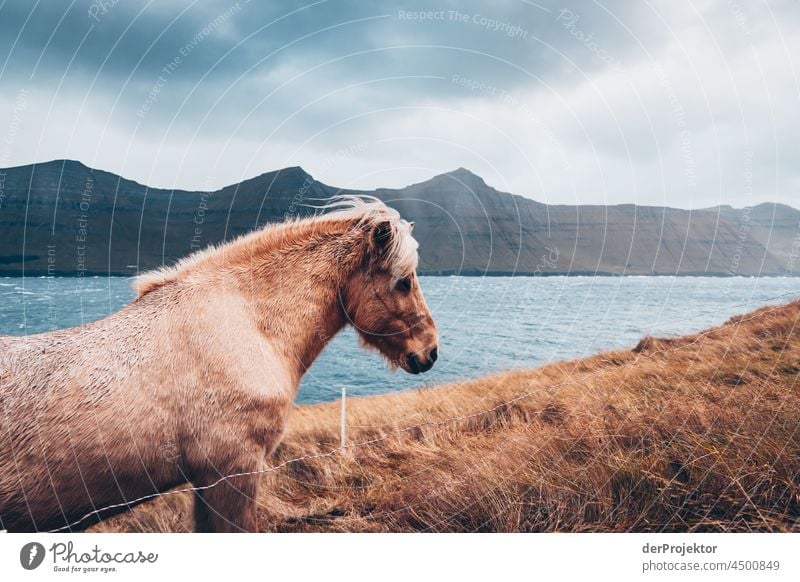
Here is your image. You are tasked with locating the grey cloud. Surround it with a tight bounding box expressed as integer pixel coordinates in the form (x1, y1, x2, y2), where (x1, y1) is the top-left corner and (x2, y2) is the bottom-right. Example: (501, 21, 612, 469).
(1, 0, 646, 110)
(0, 0, 797, 208)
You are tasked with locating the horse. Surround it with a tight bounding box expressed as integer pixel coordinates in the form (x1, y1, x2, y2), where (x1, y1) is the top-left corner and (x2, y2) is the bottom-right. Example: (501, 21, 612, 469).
(0, 196, 439, 532)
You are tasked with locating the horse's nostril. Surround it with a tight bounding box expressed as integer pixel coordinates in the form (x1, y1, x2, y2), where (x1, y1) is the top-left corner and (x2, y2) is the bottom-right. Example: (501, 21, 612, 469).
(429, 347, 438, 363)
(406, 352, 422, 374)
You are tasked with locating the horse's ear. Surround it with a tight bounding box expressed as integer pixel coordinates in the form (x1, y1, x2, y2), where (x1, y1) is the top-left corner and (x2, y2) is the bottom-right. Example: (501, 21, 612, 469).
(370, 220, 393, 258)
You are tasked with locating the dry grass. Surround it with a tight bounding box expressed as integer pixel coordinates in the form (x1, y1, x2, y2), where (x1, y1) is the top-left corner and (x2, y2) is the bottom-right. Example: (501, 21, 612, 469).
(93, 300, 800, 532)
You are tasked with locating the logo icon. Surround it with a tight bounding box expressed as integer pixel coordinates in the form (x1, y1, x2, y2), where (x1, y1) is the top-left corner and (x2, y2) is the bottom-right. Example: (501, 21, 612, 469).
(20, 542, 46, 570)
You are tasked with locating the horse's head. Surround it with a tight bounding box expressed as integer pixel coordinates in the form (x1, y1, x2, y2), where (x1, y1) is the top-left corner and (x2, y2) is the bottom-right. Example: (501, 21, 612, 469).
(343, 212, 439, 374)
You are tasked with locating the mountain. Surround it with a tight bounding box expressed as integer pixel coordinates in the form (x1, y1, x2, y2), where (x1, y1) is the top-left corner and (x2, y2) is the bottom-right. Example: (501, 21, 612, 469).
(0, 159, 798, 276)
(0, 160, 324, 276)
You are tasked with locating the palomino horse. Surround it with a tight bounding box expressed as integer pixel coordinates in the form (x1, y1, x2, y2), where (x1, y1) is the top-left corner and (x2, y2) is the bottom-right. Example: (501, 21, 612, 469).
(0, 197, 439, 532)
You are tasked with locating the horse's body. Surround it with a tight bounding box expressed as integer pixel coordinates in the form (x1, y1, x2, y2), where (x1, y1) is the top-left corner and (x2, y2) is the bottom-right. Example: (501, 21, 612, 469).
(0, 198, 438, 532)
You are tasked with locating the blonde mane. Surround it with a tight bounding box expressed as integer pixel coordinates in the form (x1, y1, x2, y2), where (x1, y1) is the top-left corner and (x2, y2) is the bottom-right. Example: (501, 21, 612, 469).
(133, 195, 419, 298)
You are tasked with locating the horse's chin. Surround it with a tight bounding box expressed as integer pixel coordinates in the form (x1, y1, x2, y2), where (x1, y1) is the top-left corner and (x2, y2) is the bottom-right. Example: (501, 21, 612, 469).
(379, 350, 407, 373)
(386, 354, 404, 372)
(398, 361, 414, 374)
(357, 336, 404, 372)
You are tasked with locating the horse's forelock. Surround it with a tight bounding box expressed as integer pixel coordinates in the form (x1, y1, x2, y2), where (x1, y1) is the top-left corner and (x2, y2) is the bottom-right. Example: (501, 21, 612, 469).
(381, 217, 419, 284)
(315, 196, 419, 282)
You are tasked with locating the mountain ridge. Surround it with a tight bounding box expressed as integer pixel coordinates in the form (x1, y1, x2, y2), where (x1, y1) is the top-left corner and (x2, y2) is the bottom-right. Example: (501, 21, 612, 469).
(5, 158, 793, 211)
(0, 159, 798, 277)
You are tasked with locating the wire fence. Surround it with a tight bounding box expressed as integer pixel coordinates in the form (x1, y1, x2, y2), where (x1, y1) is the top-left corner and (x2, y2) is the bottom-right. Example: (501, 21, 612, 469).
(46, 289, 800, 533)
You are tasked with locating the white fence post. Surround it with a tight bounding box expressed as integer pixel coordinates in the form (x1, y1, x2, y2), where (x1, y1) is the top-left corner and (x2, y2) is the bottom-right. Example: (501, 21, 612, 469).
(340, 386, 347, 449)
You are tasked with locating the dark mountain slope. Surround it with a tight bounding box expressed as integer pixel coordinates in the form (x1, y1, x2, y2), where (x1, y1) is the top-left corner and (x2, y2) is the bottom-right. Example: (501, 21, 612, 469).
(0, 160, 796, 276)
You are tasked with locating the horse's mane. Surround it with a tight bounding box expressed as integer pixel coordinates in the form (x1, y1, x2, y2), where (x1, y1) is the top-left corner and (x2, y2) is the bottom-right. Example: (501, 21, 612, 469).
(133, 195, 418, 298)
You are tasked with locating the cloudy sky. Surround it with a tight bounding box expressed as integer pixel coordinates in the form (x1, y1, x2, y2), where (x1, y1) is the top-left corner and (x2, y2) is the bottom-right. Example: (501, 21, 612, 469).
(0, 0, 797, 208)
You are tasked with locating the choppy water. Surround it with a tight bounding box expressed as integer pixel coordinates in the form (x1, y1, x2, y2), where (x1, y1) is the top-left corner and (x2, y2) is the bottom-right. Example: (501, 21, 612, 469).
(1, 276, 797, 403)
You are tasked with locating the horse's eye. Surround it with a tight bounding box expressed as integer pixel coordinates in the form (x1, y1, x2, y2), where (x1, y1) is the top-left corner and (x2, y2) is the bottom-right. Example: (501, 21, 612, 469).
(396, 277, 412, 293)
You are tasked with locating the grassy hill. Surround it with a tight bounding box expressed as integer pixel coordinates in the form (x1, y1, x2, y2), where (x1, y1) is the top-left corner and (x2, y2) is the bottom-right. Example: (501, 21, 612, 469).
(92, 299, 800, 532)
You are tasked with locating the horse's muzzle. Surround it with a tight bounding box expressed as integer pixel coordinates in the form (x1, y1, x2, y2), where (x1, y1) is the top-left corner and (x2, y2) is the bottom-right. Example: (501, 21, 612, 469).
(405, 346, 438, 374)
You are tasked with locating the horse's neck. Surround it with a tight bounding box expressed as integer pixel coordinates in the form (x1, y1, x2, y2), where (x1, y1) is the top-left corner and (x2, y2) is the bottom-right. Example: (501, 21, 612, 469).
(245, 228, 358, 385)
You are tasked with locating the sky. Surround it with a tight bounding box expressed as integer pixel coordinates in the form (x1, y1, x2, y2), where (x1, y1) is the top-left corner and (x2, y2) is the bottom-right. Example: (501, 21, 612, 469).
(0, 0, 797, 208)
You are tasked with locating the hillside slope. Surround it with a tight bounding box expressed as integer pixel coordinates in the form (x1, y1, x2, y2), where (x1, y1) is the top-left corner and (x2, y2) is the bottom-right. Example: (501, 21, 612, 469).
(93, 298, 800, 533)
(371, 169, 796, 275)
(1, 160, 798, 276)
